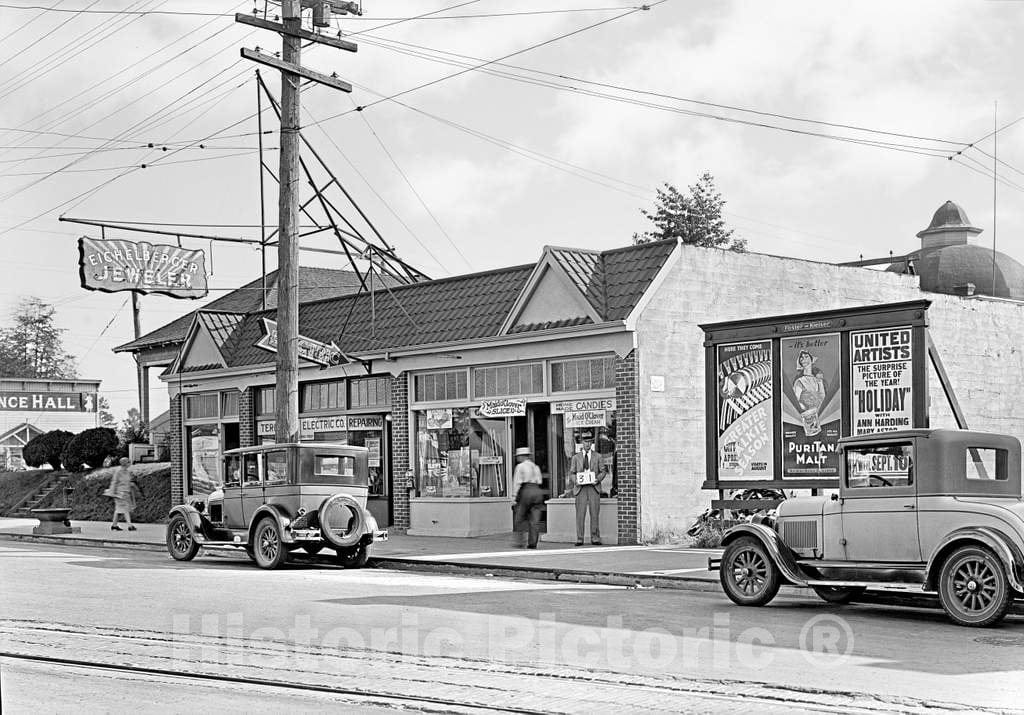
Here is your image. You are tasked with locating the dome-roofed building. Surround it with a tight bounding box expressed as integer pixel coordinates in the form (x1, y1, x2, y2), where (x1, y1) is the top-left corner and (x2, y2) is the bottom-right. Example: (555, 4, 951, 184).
(886, 200, 1024, 300)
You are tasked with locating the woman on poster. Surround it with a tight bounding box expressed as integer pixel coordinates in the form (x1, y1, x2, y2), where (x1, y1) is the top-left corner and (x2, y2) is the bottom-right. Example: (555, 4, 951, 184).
(793, 350, 827, 436)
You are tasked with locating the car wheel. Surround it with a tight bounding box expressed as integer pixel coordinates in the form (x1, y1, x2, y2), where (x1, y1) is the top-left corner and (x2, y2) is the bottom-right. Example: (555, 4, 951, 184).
(302, 543, 324, 556)
(720, 536, 781, 606)
(812, 586, 865, 605)
(166, 514, 199, 561)
(335, 544, 369, 569)
(252, 517, 289, 570)
(937, 545, 1012, 627)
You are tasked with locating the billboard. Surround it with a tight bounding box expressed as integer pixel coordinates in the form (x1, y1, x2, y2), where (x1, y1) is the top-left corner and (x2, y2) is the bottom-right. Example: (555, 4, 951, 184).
(0, 391, 97, 412)
(78, 236, 208, 299)
(780, 334, 841, 478)
(716, 341, 773, 479)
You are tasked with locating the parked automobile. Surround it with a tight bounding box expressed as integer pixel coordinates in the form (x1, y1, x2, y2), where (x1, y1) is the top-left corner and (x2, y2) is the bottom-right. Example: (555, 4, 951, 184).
(165, 443, 387, 569)
(710, 429, 1024, 627)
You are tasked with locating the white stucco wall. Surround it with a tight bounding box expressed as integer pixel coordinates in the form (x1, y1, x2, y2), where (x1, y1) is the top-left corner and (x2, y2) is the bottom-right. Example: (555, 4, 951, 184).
(634, 244, 1024, 542)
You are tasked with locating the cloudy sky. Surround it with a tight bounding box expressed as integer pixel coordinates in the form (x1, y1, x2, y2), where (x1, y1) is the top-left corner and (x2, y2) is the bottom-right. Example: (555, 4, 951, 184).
(0, 0, 1021, 421)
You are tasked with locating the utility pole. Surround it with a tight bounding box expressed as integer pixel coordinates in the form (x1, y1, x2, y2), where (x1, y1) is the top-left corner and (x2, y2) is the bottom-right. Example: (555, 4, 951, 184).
(238, 1, 359, 444)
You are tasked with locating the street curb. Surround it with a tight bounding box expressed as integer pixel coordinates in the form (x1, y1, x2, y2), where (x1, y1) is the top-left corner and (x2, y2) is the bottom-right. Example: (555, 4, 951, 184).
(3, 531, 1022, 616)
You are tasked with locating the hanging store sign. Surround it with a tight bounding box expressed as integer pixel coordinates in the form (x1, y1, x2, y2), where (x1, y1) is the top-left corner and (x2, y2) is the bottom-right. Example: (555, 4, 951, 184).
(0, 391, 97, 412)
(551, 397, 616, 414)
(478, 398, 527, 418)
(850, 328, 913, 435)
(564, 410, 606, 428)
(78, 237, 208, 299)
(255, 318, 348, 367)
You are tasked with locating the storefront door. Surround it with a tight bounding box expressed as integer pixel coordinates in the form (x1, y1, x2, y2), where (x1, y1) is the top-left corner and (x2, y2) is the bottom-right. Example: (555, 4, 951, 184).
(511, 404, 551, 527)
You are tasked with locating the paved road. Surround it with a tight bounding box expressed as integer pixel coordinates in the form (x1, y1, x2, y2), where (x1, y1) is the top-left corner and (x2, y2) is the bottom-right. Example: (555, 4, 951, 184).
(1, 542, 1022, 713)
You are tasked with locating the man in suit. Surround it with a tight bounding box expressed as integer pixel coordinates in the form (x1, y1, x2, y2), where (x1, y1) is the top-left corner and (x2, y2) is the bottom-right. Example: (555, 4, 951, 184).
(568, 431, 607, 545)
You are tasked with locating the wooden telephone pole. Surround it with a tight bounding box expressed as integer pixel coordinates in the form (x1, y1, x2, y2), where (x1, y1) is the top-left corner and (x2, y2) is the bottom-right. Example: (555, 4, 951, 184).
(238, 1, 359, 443)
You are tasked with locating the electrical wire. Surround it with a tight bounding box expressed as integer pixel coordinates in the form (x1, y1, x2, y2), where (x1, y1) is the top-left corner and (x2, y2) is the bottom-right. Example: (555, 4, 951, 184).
(0, 149, 264, 177)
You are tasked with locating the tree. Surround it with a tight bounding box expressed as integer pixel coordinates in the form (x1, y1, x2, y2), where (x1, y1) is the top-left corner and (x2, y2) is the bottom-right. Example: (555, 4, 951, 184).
(633, 172, 746, 252)
(98, 396, 115, 428)
(0, 297, 78, 379)
(61, 427, 118, 471)
(119, 407, 149, 445)
(23, 430, 75, 471)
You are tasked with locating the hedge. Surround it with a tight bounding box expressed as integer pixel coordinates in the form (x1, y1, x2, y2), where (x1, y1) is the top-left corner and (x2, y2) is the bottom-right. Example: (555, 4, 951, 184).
(38, 465, 171, 523)
(61, 427, 118, 471)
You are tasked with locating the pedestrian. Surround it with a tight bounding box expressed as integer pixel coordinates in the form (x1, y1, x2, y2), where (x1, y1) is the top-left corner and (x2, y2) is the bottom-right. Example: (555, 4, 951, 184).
(568, 431, 607, 545)
(511, 447, 545, 549)
(104, 457, 137, 531)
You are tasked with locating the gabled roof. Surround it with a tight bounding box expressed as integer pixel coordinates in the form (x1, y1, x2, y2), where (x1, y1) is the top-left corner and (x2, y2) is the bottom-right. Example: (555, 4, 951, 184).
(167, 238, 680, 374)
(197, 311, 245, 348)
(114, 267, 384, 353)
(0, 422, 44, 446)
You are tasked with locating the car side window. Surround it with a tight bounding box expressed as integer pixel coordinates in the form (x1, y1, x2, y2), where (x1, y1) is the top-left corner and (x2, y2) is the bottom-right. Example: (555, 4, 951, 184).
(966, 448, 1008, 480)
(846, 443, 914, 489)
(264, 451, 289, 485)
(242, 454, 260, 486)
(224, 456, 241, 488)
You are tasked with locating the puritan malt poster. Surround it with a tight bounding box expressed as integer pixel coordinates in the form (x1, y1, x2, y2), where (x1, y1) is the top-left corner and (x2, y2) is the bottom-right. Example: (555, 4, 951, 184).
(780, 333, 842, 478)
(850, 327, 913, 435)
(717, 341, 773, 479)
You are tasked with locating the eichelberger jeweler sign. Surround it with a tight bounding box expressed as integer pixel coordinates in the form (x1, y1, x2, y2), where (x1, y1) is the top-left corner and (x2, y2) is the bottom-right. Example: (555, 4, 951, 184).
(78, 236, 209, 298)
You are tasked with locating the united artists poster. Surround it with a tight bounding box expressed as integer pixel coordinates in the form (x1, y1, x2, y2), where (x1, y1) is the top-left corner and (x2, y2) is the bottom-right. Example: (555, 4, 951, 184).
(717, 341, 772, 479)
(780, 333, 841, 478)
(850, 327, 913, 435)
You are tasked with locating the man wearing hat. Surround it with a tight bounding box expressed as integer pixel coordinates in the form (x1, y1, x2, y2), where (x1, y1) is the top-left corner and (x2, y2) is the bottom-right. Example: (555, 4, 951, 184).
(568, 431, 607, 545)
(512, 446, 545, 549)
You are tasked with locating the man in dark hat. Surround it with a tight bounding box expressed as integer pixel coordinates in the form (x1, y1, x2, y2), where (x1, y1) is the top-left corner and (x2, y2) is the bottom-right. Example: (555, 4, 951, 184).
(568, 431, 607, 545)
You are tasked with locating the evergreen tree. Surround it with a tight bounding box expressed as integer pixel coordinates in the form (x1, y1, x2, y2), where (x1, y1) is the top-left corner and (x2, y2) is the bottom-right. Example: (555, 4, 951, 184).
(0, 297, 78, 378)
(633, 172, 747, 252)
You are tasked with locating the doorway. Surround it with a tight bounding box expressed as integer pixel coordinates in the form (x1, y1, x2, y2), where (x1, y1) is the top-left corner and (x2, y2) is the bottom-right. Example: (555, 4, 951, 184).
(512, 403, 551, 526)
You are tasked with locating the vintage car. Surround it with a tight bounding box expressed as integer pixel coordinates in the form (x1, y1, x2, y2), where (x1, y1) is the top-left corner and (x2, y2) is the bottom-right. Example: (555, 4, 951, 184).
(711, 429, 1024, 627)
(165, 443, 387, 570)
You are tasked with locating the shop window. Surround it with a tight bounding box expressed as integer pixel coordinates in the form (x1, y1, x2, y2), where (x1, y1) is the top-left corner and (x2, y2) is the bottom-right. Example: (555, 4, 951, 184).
(550, 356, 617, 393)
(256, 387, 276, 416)
(551, 413, 617, 499)
(415, 408, 507, 498)
(350, 376, 392, 409)
(221, 391, 239, 418)
(414, 370, 468, 402)
(185, 393, 219, 420)
(473, 363, 544, 398)
(345, 430, 386, 496)
(846, 443, 914, 488)
(187, 423, 221, 495)
(966, 448, 1008, 480)
(301, 380, 344, 412)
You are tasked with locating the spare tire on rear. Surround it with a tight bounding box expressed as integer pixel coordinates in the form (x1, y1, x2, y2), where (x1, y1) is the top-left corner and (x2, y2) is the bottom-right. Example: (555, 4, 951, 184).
(319, 494, 366, 549)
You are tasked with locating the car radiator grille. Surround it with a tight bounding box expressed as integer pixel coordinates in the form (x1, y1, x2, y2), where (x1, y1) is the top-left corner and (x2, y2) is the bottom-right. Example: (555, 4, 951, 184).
(782, 520, 818, 550)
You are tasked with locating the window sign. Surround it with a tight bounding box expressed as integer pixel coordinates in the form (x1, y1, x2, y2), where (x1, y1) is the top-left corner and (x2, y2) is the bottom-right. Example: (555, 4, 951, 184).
(564, 410, 606, 428)
(365, 437, 381, 468)
(846, 443, 914, 488)
(717, 341, 773, 480)
(478, 398, 526, 417)
(426, 409, 452, 430)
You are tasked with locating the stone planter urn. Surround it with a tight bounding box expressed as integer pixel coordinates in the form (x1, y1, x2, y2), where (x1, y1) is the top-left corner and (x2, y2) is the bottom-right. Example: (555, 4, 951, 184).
(30, 508, 81, 535)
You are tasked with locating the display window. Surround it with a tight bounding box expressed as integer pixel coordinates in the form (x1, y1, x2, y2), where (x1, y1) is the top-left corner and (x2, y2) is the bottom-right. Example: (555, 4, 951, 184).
(188, 423, 221, 495)
(551, 413, 617, 498)
(415, 408, 508, 498)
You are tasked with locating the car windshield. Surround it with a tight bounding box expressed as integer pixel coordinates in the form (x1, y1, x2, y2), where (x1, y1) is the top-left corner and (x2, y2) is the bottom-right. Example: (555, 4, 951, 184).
(846, 442, 914, 488)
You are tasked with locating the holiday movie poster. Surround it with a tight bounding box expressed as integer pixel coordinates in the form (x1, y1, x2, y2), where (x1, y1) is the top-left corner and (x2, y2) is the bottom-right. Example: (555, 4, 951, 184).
(780, 333, 842, 478)
(717, 341, 773, 479)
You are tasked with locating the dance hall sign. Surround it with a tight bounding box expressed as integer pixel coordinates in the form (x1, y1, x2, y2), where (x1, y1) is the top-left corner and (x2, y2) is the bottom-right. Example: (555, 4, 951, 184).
(78, 237, 208, 298)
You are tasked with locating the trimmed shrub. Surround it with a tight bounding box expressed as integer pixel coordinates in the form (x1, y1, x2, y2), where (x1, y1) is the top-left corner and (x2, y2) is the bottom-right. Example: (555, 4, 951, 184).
(23, 430, 75, 471)
(61, 427, 118, 471)
(38, 465, 171, 523)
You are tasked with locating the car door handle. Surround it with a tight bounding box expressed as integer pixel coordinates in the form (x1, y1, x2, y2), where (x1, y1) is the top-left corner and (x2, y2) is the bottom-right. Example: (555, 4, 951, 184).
(903, 504, 916, 510)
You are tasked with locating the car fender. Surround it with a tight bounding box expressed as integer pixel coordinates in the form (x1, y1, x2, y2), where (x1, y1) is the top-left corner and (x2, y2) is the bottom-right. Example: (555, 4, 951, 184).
(168, 504, 210, 544)
(248, 504, 295, 544)
(720, 523, 810, 587)
(925, 526, 1024, 593)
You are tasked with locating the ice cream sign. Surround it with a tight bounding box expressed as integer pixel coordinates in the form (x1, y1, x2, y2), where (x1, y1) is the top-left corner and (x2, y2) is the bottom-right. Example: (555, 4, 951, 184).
(78, 237, 208, 299)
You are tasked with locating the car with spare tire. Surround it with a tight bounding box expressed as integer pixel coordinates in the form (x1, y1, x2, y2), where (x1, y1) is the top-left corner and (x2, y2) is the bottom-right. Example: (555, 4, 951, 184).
(165, 442, 387, 569)
(710, 428, 1024, 627)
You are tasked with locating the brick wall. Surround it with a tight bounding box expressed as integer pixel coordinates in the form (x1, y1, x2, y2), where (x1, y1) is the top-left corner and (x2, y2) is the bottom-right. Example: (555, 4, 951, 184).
(169, 394, 184, 507)
(614, 350, 640, 544)
(390, 373, 410, 532)
(239, 388, 255, 448)
(633, 244, 1024, 542)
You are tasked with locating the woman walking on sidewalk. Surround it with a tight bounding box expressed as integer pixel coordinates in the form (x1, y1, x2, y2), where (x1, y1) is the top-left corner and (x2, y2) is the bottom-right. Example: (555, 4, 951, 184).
(104, 458, 137, 531)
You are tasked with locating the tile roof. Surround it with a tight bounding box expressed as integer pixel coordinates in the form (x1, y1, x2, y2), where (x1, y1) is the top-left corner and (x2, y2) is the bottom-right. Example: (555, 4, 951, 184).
(114, 267, 386, 353)
(219, 264, 536, 368)
(168, 238, 679, 372)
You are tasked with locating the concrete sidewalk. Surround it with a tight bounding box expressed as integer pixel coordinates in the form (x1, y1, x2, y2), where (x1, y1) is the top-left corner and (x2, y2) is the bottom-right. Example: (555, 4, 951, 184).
(0, 517, 721, 590)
